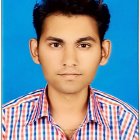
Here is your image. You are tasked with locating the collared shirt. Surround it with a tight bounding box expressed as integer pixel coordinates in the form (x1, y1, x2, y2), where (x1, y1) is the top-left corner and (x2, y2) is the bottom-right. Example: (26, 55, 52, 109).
(2, 87, 138, 140)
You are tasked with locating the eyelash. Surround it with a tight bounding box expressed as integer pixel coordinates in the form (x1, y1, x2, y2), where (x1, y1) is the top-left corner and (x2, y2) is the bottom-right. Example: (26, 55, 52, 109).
(78, 43, 91, 48)
(48, 42, 92, 49)
(49, 42, 62, 48)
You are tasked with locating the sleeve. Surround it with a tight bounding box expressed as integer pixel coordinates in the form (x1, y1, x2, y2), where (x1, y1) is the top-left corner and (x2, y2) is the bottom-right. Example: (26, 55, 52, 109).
(2, 109, 6, 140)
(119, 107, 139, 140)
(132, 122, 139, 140)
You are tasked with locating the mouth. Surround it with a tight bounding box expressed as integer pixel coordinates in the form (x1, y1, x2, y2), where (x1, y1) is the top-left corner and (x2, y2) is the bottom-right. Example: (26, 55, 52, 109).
(57, 73, 82, 80)
(58, 73, 82, 76)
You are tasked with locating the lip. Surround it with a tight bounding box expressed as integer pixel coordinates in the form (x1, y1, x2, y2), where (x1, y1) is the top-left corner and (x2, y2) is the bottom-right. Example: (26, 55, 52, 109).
(58, 73, 82, 75)
(57, 73, 82, 80)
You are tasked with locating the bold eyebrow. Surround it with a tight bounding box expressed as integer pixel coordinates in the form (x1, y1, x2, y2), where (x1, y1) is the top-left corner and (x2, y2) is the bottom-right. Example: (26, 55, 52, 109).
(45, 36, 96, 44)
(76, 36, 96, 44)
(45, 36, 64, 43)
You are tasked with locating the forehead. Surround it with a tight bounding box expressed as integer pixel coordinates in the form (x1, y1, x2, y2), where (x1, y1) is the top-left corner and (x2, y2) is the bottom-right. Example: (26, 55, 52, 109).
(41, 14, 99, 40)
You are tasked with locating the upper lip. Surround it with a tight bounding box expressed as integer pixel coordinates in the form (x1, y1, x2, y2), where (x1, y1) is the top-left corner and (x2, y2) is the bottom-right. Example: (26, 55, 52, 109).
(58, 73, 82, 75)
(57, 73, 82, 75)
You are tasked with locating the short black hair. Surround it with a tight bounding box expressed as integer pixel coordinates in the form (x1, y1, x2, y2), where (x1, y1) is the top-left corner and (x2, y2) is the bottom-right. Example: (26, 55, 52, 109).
(33, 0, 110, 41)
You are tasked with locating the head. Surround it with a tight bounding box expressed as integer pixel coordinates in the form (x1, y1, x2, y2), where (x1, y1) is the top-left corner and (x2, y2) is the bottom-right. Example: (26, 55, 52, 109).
(29, 0, 111, 94)
(33, 0, 110, 42)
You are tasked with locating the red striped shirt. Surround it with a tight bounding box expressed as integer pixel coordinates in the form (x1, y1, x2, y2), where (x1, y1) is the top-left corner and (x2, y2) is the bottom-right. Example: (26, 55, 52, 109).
(2, 87, 138, 140)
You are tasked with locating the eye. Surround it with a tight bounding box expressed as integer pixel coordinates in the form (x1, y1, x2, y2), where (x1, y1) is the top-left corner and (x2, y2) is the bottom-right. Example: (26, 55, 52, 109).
(49, 42, 62, 48)
(78, 43, 91, 49)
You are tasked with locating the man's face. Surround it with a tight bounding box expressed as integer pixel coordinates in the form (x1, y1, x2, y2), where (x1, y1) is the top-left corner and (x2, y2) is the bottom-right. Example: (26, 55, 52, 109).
(30, 14, 110, 94)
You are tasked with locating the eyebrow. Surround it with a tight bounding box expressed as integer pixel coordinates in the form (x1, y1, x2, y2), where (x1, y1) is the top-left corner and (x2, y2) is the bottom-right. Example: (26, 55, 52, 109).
(45, 36, 96, 44)
(45, 37, 64, 43)
(76, 36, 96, 43)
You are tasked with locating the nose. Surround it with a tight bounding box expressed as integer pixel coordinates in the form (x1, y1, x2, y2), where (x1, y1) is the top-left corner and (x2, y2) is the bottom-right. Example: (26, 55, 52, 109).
(62, 47, 78, 67)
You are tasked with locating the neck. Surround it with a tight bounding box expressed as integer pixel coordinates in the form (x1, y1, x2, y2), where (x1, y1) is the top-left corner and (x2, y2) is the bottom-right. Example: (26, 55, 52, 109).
(47, 85, 89, 130)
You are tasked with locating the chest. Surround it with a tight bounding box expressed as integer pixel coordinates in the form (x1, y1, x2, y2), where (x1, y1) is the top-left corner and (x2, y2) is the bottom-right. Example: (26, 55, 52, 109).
(6, 118, 121, 140)
(63, 129, 77, 140)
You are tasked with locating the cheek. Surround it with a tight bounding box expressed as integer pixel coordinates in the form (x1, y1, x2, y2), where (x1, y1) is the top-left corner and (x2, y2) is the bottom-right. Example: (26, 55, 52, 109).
(39, 49, 61, 64)
(79, 52, 101, 68)
(82, 61, 100, 84)
(79, 52, 101, 77)
(39, 51, 62, 74)
(83, 63, 99, 78)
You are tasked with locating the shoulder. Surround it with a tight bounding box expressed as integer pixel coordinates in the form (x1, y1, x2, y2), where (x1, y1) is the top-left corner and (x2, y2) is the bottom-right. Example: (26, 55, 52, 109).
(2, 88, 44, 110)
(92, 88, 138, 119)
(2, 88, 45, 136)
(91, 88, 139, 139)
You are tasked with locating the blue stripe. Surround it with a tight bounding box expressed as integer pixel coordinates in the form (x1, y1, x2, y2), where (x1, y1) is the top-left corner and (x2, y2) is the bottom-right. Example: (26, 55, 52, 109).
(25, 125, 28, 140)
(135, 124, 138, 133)
(109, 105, 113, 140)
(2, 123, 6, 132)
(103, 125, 106, 140)
(25, 103, 31, 140)
(117, 106, 121, 140)
(94, 122, 97, 140)
(51, 125, 54, 140)
(119, 110, 126, 126)
(99, 102, 106, 140)
(123, 115, 134, 139)
(42, 118, 46, 140)
(135, 131, 139, 135)
(17, 104, 22, 140)
(88, 100, 92, 121)
(86, 123, 90, 140)
(132, 124, 139, 139)
(39, 93, 44, 116)
(3, 109, 5, 113)
(26, 102, 31, 121)
(78, 128, 81, 140)
(97, 107, 105, 126)
(100, 102, 104, 110)
(33, 121, 37, 140)
(9, 107, 14, 140)
(33, 102, 40, 121)
(2, 109, 6, 132)
(26, 104, 36, 125)
(98, 102, 106, 140)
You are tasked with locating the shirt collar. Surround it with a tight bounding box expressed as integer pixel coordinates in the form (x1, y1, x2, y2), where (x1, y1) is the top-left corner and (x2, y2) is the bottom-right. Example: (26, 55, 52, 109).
(26, 86, 109, 128)
(85, 87, 109, 128)
(25, 86, 50, 126)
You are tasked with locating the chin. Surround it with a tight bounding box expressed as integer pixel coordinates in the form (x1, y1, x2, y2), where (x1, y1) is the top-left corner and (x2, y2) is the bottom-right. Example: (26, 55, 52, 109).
(56, 83, 87, 95)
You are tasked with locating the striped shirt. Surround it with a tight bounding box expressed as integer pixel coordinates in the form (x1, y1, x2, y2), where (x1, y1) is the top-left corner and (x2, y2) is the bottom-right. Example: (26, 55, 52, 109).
(2, 86, 138, 140)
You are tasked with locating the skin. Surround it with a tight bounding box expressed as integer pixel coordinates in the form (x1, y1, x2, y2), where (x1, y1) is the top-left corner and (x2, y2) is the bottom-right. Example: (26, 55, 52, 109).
(29, 13, 111, 139)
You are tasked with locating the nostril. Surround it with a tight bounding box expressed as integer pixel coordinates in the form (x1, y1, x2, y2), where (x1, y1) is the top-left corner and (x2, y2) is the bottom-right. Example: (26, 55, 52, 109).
(73, 64, 77, 66)
(63, 63, 77, 67)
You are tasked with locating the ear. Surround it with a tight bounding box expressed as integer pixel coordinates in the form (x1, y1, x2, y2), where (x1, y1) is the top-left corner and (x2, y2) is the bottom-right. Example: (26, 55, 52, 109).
(29, 39, 40, 64)
(100, 40, 111, 66)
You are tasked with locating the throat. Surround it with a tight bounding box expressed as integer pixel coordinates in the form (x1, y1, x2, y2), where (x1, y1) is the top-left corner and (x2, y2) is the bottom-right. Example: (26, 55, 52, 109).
(64, 128, 77, 140)
(49, 100, 87, 139)
(47, 85, 90, 138)
(48, 85, 89, 116)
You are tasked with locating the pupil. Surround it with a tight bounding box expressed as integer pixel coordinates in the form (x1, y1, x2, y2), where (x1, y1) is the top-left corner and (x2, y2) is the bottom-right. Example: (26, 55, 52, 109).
(54, 43, 58, 47)
(82, 44, 86, 47)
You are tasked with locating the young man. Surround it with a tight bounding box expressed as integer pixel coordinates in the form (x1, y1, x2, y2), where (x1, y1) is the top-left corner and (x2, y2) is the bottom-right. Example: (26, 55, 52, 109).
(2, 0, 138, 139)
